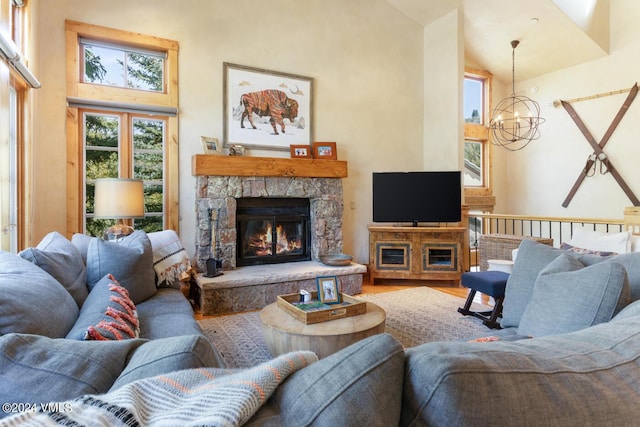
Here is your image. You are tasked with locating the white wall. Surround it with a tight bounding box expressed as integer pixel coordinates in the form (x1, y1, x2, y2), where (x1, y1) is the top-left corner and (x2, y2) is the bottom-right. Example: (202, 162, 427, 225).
(31, 0, 424, 264)
(422, 9, 463, 171)
(494, 0, 640, 220)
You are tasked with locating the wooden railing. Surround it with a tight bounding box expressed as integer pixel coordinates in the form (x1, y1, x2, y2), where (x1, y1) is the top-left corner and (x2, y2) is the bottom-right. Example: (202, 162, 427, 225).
(466, 212, 625, 268)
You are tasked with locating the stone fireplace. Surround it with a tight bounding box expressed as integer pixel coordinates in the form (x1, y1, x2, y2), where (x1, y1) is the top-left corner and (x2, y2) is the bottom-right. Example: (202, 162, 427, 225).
(194, 171, 344, 272)
(191, 155, 365, 316)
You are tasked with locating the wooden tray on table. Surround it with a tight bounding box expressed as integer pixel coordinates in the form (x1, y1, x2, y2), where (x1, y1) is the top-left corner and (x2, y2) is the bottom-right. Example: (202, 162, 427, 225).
(276, 291, 366, 325)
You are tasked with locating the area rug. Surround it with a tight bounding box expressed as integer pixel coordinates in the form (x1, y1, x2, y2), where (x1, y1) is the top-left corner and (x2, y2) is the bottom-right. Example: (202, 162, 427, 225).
(198, 286, 491, 369)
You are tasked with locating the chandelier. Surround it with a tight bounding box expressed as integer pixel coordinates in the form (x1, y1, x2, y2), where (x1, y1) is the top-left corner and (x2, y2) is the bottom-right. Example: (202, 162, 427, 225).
(489, 40, 545, 151)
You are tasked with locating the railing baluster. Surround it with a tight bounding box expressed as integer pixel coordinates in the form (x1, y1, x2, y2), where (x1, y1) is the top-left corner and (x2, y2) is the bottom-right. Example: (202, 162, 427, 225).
(466, 213, 624, 268)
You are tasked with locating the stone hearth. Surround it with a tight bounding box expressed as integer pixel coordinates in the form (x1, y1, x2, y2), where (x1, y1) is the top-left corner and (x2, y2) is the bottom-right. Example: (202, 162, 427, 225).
(195, 261, 366, 316)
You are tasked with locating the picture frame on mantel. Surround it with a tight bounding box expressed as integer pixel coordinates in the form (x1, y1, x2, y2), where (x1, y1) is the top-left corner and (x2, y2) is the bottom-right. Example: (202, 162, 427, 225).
(201, 136, 223, 155)
(223, 62, 314, 151)
(312, 142, 337, 160)
(290, 144, 312, 158)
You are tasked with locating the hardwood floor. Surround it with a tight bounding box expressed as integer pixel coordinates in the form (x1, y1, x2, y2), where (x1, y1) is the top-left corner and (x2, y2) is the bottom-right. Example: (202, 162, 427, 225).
(362, 279, 466, 297)
(362, 279, 491, 305)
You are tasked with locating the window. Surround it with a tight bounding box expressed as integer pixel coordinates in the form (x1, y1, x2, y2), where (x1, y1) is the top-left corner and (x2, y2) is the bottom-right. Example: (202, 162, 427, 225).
(464, 77, 483, 125)
(463, 68, 495, 212)
(9, 0, 25, 48)
(1, 85, 19, 252)
(80, 39, 165, 92)
(66, 21, 179, 237)
(0, 0, 36, 252)
(464, 139, 483, 187)
(83, 111, 165, 237)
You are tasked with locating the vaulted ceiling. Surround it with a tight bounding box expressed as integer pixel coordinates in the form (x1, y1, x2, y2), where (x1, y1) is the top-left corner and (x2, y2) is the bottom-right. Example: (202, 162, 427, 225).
(387, 0, 610, 84)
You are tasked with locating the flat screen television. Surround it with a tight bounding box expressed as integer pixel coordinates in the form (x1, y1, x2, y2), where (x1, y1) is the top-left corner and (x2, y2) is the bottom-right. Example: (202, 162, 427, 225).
(372, 171, 461, 225)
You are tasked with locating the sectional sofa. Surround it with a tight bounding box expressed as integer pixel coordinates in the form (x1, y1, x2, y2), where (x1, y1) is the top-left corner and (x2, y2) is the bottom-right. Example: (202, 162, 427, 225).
(2, 232, 640, 426)
(246, 237, 640, 426)
(0, 229, 225, 417)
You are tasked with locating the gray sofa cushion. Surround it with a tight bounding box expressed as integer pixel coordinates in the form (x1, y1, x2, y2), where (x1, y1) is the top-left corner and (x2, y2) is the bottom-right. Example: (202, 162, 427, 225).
(86, 230, 156, 304)
(66, 274, 140, 341)
(247, 333, 405, 427)
(109, 334, 224, 390)
(577, 250, 640, 302)
(518, 254, 630, 337)
(501, 239, 566, 328)
(18, 231, 88, 307)
(402, 315, 640, 427)
(0, 333, 145, 418)
(0, 251, 79, 338)
(135, 288, 203, 339)
(71, 232, 91, 265)
(613, 299, 640, 322)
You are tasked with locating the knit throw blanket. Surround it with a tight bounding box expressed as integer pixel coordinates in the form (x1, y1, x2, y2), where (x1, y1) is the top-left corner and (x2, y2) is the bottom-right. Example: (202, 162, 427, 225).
(2, 351, 318, 427)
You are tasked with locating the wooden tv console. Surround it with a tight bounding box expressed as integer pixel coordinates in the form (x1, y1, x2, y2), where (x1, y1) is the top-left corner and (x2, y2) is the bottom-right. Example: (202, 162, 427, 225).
(368, 225, 466, 285)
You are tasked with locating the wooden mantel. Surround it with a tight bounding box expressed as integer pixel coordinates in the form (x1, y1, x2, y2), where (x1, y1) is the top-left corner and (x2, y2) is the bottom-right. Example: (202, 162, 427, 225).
(192, 154, 348, 178)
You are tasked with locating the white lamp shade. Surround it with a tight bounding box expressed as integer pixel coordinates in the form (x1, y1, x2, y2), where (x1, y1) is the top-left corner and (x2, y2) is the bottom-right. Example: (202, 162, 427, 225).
(94, 178, 145, 219)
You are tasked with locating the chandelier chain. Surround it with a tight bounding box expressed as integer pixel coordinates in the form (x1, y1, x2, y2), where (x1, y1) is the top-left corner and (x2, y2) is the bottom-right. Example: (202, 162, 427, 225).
(511, 44, 515, 95)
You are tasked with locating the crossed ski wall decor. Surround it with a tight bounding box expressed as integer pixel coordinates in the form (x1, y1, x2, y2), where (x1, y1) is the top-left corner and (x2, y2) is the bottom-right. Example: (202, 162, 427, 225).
(561, 82, 640, 208)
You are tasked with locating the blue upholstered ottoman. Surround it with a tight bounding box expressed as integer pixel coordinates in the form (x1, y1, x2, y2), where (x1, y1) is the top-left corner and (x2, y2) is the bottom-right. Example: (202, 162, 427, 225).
(457, 270, 509, 329)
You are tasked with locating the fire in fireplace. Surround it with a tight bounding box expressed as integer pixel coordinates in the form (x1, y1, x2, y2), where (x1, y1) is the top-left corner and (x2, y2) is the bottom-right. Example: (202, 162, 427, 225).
(236, 198, 311, 266)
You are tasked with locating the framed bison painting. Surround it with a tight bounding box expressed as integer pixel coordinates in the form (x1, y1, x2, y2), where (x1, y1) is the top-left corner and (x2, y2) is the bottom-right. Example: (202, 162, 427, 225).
(223, 62, 313, 151)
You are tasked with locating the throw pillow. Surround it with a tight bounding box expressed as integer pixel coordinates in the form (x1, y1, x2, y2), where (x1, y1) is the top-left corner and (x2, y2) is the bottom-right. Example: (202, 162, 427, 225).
(568, 227, 630, 254)
(518, 254, 630, 337)
(500, 239, 567, 328)
(147, 230, 192, 289)
(86, 230, 156, 304)
(560, 242, 617, 257)
(0, 332, 144, 414)
(0, 251, 79, 338)
(66, 274, 140, 341)
(19, 231, 88, 307)
(249, 333, 405, 426)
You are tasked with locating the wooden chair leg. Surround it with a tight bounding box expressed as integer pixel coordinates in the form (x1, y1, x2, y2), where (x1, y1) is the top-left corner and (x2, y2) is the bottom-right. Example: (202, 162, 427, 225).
(483, 297, 504, 329)
(459, 290, 504, 329)
(457, 289, 477, 315)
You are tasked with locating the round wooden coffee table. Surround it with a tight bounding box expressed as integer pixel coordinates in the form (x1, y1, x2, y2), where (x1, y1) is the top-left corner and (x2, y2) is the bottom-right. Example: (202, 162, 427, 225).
(259, 301, 386, 359)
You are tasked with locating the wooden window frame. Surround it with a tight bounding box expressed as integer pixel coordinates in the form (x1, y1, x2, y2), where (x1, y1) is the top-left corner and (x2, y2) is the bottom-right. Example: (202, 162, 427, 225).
(65, 21, 179, 236)
(0, 0, 34, 251)
(464, 67, 495, 212)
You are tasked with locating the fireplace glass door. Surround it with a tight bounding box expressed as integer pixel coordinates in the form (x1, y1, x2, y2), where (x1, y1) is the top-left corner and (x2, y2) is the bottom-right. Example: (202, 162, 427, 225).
(236, 198, 310, 266)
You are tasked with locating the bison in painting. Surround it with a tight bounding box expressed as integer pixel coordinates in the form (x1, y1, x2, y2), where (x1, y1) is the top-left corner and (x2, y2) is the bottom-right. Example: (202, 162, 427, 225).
(240, 89, 299, 135)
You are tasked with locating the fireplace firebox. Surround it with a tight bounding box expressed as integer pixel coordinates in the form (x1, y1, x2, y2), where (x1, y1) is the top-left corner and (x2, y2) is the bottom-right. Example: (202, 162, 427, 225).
(236, 198, 311, 266)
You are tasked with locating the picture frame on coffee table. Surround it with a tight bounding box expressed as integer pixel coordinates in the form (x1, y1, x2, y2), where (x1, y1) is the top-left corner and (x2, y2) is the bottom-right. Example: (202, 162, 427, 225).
(317, 276, 340, 304)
